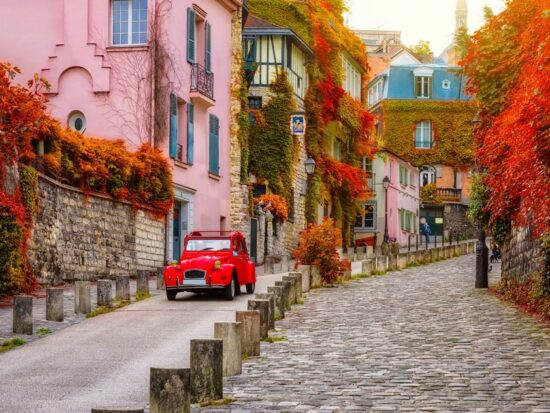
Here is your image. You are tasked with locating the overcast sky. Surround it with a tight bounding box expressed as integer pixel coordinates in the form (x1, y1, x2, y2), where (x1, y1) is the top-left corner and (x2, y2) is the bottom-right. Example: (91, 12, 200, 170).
(345, 0, 506, 56)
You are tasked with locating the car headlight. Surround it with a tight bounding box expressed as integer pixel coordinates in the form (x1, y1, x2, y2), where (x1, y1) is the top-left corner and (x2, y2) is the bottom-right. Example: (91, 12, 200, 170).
(213, 260, 222, 270)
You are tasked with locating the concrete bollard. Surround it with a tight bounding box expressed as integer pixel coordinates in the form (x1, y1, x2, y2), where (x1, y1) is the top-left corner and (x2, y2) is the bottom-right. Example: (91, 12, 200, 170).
(13, 296, 33, 335)
(264, 255, 275, 274)
(288, 272, 303, 299)
(297, 265, 311, 293)
(275, 280, 292, 311)
(375, 256, 386, 273)
(362, 259, 374, 276)
(397, 254, 407, 270)
(116, 275, 130, 301)
(407, 251, 417, 266)
(156, 266, 165, 290)
(310, 265, 322, 289)
(75, 281, 91, 314)
(247, 299, 270, 339)
(137, 270, 150, 295)
(97, 280, 112, 307)
(150, 367, 190, 413)
(92, 408, 144, 413)
(267, 286, 285, 320)
(190, 339, 223, 404)
(46, 287, 64, 322)
(281, 255, 289, 272)
(255, 293, 275, 330)
(236, 310, 260, 357)
(214, 322, 243, 376)
(282, 275, 296, 305)
(342, 270, 352, 281)
(388, 255, 398, 271)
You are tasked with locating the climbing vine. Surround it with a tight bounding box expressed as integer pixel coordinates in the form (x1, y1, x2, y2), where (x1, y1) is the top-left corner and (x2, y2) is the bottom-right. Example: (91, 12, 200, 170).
(381, 100, 477, 168)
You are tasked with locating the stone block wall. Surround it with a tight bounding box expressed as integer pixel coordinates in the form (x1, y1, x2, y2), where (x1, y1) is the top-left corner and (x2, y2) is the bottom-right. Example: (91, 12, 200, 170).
(443, 203, 476, 239)
(28, 174, 165, 285)
(502, 226, 542, 282)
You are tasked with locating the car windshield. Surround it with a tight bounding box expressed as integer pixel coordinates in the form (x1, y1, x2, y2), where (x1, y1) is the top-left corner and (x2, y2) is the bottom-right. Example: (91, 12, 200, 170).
(186, 239, 231, 251)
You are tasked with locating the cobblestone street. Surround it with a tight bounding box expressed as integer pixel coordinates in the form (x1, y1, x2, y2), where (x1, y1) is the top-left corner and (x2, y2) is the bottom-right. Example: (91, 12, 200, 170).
(199, 255, 550, 413)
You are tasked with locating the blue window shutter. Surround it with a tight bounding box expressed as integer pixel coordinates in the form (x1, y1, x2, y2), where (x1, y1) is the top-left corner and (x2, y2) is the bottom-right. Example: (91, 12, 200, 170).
(209, 115, 219, 174)
(169, 94, 178, 158)
(187, 8, 196, 63)
(186, 103, 194, 165)
(205, 22, 212, 72)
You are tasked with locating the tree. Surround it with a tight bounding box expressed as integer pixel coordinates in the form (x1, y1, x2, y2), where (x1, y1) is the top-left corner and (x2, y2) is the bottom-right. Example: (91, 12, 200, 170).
(411, 40, 433, 62)
(461, 0, 550, 237)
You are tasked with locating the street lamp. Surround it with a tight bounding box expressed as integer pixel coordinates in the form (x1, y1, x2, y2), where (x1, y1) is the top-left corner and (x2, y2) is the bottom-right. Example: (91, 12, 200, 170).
(472, 112, 489, 288)
(305, 156, 316, 175)
(382, 175, 391, 243)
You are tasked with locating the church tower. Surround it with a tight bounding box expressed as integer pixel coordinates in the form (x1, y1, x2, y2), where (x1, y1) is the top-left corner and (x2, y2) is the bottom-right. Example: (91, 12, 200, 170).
(455, 0, 468, 33)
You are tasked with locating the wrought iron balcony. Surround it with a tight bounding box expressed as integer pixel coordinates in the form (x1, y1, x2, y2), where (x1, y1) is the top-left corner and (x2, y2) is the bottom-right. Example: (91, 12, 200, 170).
(190, 63, 214, 103)
(437, 187, 462, 202)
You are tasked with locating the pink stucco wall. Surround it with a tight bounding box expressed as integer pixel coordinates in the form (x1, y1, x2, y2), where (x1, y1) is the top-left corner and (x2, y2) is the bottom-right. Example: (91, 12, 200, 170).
(0, 0, 238, 245)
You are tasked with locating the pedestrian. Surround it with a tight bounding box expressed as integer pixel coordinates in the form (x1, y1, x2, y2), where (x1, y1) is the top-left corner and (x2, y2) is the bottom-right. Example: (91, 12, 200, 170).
(420, 218, 431, 246)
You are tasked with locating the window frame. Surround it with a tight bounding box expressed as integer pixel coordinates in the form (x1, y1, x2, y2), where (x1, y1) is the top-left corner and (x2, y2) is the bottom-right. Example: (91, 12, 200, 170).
(415, 76, 432, 99)
(111, 0, 148, 46)
(415, 120, 433, 149)
(355, 201, 377, 230)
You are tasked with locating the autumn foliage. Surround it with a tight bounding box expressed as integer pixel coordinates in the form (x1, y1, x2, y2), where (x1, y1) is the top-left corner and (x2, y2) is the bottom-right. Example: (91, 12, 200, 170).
(294, 218, 350, 284)
(461, 0, 550, 236)
(254, 194, 289, 221)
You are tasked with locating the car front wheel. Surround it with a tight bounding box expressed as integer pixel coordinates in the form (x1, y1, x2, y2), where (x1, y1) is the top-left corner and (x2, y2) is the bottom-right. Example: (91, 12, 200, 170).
(246, 282, 255, 294)
(224, 277, 236, 301)
(166, 290, 177, 301)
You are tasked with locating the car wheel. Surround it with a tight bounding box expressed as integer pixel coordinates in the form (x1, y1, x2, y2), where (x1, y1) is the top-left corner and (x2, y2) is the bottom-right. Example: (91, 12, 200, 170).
(224, 277, 236, 301)
(166, 290, 177, 301)
(246, 282, 255, 294)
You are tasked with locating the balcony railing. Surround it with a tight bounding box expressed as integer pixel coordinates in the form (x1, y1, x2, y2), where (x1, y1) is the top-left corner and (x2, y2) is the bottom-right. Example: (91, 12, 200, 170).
(191, 63, 214, 101)
(437, 187, 462, 202)
(367, 172, 376, 193)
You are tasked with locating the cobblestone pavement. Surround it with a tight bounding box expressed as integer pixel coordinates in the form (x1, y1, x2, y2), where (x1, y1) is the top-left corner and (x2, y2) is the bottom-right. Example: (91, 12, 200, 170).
(0, 277, 159, 344)
(198, 255, 550, 413)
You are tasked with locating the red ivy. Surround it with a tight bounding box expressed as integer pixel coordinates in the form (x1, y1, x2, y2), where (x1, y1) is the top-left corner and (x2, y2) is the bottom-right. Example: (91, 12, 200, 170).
(319, 157, 369, 198)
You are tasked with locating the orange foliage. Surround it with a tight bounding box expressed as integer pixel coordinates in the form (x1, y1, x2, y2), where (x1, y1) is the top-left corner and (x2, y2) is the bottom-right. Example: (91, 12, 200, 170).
(319, 157, 369, 198)
(254, 194, 289, 221)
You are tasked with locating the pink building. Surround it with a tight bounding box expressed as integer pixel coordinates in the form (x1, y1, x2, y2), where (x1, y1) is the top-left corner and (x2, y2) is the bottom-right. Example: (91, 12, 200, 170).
(355, 149, 420, 248)
(0, 0, 243, 260)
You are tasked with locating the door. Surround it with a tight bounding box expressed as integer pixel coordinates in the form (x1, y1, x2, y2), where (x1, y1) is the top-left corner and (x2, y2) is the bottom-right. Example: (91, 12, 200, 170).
(420, 206, 444, 237)
(173, 202, 182, 260)
(250, 218, 258, 264)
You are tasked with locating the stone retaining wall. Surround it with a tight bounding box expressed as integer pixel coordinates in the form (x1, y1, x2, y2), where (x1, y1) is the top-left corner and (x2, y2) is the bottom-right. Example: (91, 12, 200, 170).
(502, 226, 542, 282)
(28, 174, 165, 284)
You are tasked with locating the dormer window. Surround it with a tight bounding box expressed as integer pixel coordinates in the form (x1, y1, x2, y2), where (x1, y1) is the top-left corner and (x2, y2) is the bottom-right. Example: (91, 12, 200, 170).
(413, 67, 433, 99)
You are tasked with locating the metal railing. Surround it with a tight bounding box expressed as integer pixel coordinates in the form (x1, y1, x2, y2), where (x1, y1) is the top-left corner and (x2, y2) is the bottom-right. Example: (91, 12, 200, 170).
(191, 63, 214, 101)
(437, 187, 462, 202)
(366, 172, 376, 193)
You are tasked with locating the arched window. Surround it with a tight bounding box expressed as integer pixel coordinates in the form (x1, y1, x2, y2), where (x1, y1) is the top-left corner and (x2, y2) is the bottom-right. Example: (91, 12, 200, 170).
(420, 166, 436, 187)
(415, 120, 433, 149)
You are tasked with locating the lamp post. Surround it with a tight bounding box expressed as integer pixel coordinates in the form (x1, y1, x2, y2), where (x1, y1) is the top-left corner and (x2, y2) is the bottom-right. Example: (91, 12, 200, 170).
(304, 156, 316, 224)
(382, 176, 391, 243)
(472, 112, 489, 288)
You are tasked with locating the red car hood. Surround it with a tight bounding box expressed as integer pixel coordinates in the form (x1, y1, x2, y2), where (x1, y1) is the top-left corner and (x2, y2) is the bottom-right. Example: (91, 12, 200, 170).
(180, 255, 228, 269)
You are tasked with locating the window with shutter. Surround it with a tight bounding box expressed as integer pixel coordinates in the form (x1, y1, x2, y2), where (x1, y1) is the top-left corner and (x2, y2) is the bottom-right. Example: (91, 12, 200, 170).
(209, 115, 220, 174)
(169, 94, 178, 158)
(186, 103, 194, 164)
(187, 8, 196, 63)
(205, 22, 212, 72)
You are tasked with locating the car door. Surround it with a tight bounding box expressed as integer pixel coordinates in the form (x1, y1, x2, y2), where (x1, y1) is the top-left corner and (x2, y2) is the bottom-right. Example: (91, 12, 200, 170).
(233, 237, 248, 284)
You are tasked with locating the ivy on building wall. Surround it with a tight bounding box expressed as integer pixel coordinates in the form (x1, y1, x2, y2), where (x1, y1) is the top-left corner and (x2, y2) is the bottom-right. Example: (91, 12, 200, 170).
(381, 100, 477, 168)
(248, 71, 297, 199)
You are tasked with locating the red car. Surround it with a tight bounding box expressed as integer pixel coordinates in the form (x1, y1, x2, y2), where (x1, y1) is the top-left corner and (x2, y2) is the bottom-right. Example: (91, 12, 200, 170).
(164, 231, 256, 301)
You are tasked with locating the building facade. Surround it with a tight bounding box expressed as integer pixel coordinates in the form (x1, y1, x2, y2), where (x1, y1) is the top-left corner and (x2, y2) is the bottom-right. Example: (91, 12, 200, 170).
(0, 0, 244, 260)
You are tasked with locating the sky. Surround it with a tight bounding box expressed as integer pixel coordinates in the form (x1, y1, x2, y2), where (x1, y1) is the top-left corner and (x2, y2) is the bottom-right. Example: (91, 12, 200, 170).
(345, 0, 507, 56)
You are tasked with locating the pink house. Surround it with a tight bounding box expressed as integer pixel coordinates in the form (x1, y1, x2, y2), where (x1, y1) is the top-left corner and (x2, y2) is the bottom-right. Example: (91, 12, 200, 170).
(355, 149, 420, 248)
(0, 0, 243, 260)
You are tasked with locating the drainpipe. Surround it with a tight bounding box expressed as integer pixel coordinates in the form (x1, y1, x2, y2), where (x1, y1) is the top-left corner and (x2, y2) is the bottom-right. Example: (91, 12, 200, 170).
(150, 0, 157, 147)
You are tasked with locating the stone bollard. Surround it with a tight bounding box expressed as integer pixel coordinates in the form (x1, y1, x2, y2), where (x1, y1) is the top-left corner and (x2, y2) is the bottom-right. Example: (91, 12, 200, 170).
(264, 255, 275, 274)
(137, 270, 150, 295)
(279, 278, 295, 309)
(156, 266, 165, 290)
(288, 272, 302, 299)
(267, 286, 285, 320)
(190, 339, 223, 404)
(247, 299, 269, 339)
(375, 256, 386, 273)
(255, 293, 275, 330)
(281, 255, 289, 272)
(356, 252, 365, 261)
(275, 280, 291, 311)
(150, 367, 190, 413)
(116, 275, 130, 301)
(236, 310, 260, 357)
(407, 251, 417, 266)
(342, 270, 352, 281)
(310, 265, 322, 289)
(297, 265, 311, 293)
(13, 296, 32, 335)
(46, 287, 64, 322)
(92, 408, 144, 413)
(361, 259, 374, 276)
(214, 322, 243, 376)
(397, 254, 408, 270)
(75, 281, 91, 314)
(388, 255, 398, 271)
(97, 280, 112, 307)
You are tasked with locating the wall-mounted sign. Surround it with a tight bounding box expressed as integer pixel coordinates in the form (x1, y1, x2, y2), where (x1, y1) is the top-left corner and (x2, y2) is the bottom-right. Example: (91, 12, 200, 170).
(290, 113, 306, 136)
(435, 217, 444, 224)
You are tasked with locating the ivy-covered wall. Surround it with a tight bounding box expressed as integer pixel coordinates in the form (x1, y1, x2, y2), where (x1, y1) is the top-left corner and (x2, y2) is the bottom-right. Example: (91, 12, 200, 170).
(380, 100, 478, 168)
